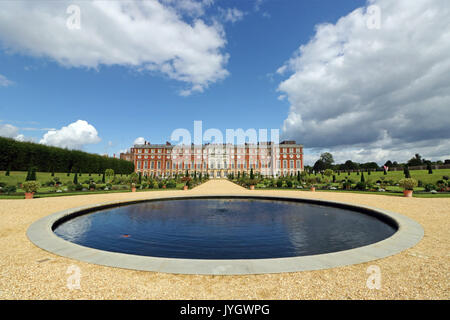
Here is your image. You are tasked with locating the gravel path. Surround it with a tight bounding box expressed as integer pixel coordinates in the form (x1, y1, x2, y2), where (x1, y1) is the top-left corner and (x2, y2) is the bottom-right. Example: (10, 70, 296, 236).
(0, 180, 448, 299)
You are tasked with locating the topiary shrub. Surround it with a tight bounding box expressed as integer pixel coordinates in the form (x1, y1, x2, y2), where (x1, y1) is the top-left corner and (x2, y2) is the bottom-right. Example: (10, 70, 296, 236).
(166, 180, 177, 188)
(354, 181, 367, 190)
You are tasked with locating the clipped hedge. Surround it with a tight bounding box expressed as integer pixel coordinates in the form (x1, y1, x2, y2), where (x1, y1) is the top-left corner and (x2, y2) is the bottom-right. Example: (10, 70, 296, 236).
(0, 136, 134, 174)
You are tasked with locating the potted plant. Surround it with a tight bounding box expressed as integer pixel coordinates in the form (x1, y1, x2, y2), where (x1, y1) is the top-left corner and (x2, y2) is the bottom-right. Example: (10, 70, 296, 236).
(22, 181, 41, 199)
(306, 177, 317, 191)
(248, 178, 258, 190)
(398, 178, 418, 197)
(129, 172, 139, 192)
(184, 179, 191, 190)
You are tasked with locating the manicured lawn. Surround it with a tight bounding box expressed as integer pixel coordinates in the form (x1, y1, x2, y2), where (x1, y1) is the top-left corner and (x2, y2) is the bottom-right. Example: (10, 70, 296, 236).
(0, 171, 110, 186)
(0, 171, 192, 199)
(319, 169, 450, 185)
(0, 182, 190, 199)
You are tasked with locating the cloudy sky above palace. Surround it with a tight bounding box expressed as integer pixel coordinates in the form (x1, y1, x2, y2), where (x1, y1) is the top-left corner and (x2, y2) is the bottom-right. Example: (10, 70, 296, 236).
(0, 0, 449, 164)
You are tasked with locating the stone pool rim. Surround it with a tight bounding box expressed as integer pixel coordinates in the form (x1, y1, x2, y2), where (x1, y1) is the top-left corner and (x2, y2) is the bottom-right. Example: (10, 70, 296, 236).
(26, 194, 424, 275)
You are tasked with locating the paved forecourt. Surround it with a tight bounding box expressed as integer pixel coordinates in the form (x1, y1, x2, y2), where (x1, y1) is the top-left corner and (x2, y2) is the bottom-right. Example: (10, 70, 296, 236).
(1, 179, 448, 299)
(27, 180, 423, 275)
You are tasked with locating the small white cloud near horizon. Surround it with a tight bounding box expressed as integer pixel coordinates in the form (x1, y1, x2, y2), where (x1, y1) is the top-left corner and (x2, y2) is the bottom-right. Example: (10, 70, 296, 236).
(0, 74, 14, 87)
(40, 120, 101, 150)
(133, 137, 146, 145)
(0, 123, 21, 140)
(220, 7, 245, 23)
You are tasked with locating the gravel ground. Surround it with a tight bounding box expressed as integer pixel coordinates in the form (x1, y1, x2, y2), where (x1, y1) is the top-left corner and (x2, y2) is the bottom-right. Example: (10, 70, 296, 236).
(0, 180, 448, 299)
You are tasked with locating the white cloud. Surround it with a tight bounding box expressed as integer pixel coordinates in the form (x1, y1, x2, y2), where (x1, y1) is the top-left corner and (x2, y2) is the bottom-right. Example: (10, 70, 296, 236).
(0, 0, 229, 95)
(39, 120, 101, 149)
(0, 74, 14, 87)
(254, 0, 264, 12)
(277, 0, 450, 162)
(161, 0, 213, 17)
(220, 7, 245, 23)
(134, 137, 146, 145)
(0, 123, 20, 138)
(0, 123, 32, 141)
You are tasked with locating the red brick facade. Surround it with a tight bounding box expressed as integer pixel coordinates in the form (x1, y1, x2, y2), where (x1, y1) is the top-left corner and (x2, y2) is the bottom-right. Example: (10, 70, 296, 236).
(123, 141, 303, 178)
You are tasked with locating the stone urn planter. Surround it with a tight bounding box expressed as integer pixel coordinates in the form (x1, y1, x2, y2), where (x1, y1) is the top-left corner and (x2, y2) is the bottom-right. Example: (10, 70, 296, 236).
(183, 185, 189, 191)
(25, 192, 34, 199)
(162, 185, 166, 189)
(310, 187, 316, 192)
(249, 185, 255, 190)
(131, 187, 136, 192)
(403, 190, 413, 197)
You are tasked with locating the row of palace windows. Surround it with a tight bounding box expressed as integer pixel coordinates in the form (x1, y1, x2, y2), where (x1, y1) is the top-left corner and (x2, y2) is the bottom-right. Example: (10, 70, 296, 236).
(136, 160, 301, 170)
(135, 147, 302, 154)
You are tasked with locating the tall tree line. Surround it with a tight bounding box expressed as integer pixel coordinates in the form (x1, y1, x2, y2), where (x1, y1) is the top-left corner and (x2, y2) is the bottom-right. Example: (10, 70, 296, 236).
(0, 137, 134, 174)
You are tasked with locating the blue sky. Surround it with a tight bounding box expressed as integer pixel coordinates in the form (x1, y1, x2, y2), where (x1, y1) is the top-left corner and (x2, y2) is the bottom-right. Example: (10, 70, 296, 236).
(1, 0, 449, 165)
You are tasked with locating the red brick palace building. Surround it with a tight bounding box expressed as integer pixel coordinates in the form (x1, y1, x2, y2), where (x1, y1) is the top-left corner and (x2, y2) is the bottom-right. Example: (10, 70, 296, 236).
(121, 140, 303, 178)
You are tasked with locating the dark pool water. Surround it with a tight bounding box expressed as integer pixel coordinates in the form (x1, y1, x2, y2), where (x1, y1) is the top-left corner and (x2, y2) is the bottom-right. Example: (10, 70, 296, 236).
(54, 198, 396, 259)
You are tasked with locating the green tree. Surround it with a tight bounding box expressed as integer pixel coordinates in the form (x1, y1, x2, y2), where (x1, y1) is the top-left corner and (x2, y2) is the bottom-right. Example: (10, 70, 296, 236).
(319, 152, 334, 169)
(407, 154, 423, 167)
(30, 167, 37, 181)
(25, 167, 32, 181)
(26, 167, 37, 181)
(73, 172, 78, 184)
(361, 172, 365, 182)
(323, 169, 333, 177)
(313, 160, 326, 172)
(105, 169, 114, 182)
(404, 165, 411, 178)
(427, 162, 433, 174)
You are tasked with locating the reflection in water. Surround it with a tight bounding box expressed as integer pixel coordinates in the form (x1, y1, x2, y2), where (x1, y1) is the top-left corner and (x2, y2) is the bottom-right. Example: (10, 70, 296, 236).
(54, 199, 396, 259)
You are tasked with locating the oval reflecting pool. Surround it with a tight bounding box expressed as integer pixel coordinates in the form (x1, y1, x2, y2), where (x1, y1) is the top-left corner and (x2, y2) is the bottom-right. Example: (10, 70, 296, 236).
(53, 198, 397, 259)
